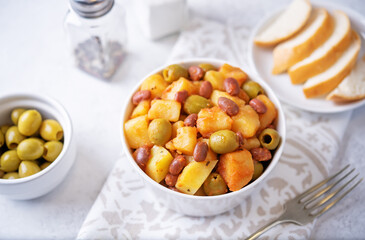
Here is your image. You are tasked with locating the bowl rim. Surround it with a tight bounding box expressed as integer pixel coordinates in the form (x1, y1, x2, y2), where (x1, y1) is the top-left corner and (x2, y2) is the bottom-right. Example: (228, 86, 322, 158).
(120, 57, 286, 200)
(0, 92, 73, 185)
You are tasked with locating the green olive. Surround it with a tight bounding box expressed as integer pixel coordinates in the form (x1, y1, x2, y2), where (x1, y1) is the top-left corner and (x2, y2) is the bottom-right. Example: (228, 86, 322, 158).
(0, 130, 4, 148)
(18, 109, 42, 136)
(17, 138, 44, 161)
(203, 173, 228, 196)
(11, 108, 26, 125)
(5, 126, 26, 149)
(18, 160, 41, 178)
(209, 130, 239, 154)
(3, 172, 19, 179)
(0, 124, 10, 134)
(183, 95, 212, 114)
(0, 150, 21, 172)
(43, 141, 63, 162)
(242, 81, 265, 99)
(198, 63, 216, 72)
(259, 128, 280, 150)
(252, 161, 264, 181)
(40, 162, 51, 170)
(148, 119, 172, 146)
(162, 64, 189, 83)
(40, 119, 63, 141)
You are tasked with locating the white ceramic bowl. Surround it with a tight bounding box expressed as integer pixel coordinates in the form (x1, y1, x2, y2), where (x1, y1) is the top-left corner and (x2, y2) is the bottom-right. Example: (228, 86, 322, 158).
(121, 58, 286, 216)
(0, 93, 76, 200)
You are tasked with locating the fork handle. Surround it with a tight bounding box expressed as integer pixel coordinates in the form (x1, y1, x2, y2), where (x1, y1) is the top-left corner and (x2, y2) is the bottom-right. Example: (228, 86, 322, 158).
(246, 216, 289, 240)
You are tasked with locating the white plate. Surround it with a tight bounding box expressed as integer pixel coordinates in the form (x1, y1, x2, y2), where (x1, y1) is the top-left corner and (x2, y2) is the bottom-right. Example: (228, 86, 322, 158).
(248, 1, 365, 113)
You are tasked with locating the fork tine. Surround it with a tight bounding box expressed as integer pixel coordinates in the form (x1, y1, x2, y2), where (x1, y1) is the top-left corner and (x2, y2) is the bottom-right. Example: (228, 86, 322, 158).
(306, 173, 358, 210)
(297, 165, 350, 201)
(311, 178, 363, 218)
(303, 168, 355, 206)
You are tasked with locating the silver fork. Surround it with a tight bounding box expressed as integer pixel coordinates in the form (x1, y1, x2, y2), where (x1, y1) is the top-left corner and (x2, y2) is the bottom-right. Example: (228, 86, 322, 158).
(246, 165, 363, 240)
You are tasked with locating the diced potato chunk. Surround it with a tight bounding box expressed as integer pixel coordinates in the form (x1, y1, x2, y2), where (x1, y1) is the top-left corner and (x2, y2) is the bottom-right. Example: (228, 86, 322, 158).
(165, 140, 176, 151)
(197, 106, 232, 138)
(140, 74, 169, 99)
(131, 100, 150, 118)
(232, 105, 260, 138)
(124, 115, 151, 149)
(161, 77, 196, 100)
(256, 94, 277, 131)
(242, 137, 260, 150)
(219, 63, 248, 87)
(172, 127, 197, 155)
(218, 149, 254, 191)
(148, 99, 181, 122)
(172, 120, 184, 138)
(210, 90, 245, 107)
(176, 159, 218, 194)
(145, 145, 173, 183)
(204, 71, 225, 91)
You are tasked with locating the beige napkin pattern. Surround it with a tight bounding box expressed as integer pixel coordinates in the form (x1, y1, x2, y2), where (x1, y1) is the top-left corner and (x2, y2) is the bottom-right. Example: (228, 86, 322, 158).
(77, 17, 352, 239)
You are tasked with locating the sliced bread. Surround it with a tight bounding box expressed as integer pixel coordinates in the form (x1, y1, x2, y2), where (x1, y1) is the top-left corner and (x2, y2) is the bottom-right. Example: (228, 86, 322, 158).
(327, 55, 365, 102)
(303, 31, 361, 98)
(272, 8, 333, 74)
(288, 10, 351, 84)
(254, 0, 311, 47)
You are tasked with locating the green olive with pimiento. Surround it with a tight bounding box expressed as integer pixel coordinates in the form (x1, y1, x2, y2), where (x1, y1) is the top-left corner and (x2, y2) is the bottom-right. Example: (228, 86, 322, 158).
(18, 160, 41, 178)
(0, 150, 21, 172)
(162, 64, 189, 83)
(183, 95, 212, 114)
(11, 108, 26, 125)
(0, 125, 10, 134)
(5, 126, 26, 149)
(198, 63, 216, 72)
(259, 128, 280, 150)
(148, 119, 172, 146)
(203, 173, 228, 196)
(3, 172, 19, 179)
(0, 130, 4, 148)
(18, 109, 42, 136)
(17, 138, 44, 161)
(43, 141, 63, 162)
(209, 130, 239, 154)
(40, 162, 51, 170)
(252, 161, 264, 180)
(40, 119, 63, 141)
(242, 81, 265, 99)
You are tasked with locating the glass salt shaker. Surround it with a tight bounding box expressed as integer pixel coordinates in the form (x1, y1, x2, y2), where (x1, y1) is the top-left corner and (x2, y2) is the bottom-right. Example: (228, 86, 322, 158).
(64, 0, 126, 80)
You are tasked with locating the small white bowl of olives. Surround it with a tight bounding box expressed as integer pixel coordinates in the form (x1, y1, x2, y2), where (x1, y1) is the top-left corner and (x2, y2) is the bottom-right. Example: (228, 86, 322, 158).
(0, 93, 76, 200)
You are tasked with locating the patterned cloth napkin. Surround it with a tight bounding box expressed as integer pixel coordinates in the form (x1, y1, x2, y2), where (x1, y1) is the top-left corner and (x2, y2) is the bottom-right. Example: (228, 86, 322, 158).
(77, 17, 352, 239)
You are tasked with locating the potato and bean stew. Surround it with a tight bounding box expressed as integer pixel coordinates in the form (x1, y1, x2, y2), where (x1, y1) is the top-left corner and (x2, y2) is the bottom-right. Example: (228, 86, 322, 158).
(0, 109, 64, 179)
(124, 63, 280, 196)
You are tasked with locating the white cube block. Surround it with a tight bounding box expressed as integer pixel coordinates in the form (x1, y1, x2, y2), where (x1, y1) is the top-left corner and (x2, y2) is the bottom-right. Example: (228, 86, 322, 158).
(134, 0, 187, 40)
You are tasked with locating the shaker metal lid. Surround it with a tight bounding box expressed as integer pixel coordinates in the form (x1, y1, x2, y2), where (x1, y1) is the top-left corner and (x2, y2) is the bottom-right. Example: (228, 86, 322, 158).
(70, 0, 114, 18)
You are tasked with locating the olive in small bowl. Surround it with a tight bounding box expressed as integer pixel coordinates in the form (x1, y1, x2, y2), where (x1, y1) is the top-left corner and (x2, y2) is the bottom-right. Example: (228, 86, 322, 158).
(0, 93, 76, 200)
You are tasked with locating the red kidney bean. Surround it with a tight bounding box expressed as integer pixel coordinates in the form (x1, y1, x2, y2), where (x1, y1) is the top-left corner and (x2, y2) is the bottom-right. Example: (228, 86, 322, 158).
(193, 141, 208, 162)
(250, 147, 272, 161)
(184, 114, 198, 127)
(199, 81, 213, 98)
(188, 66, 204, 81)
(224, 78, 240, 96)
(132, 90, 151, 105)
(133, 145, 150, 170)
(169, 155, 186, 175)
(236, 131, 244, 147)
(165, 173, 179, 187)
(218, 97, 239, 116)
(174, 90, 188, 103)
(249, 98, 267, 114)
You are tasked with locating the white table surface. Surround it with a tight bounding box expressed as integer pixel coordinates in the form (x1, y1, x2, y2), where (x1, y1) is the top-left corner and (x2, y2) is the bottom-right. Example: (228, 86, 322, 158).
(0, 0, 364, 239)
